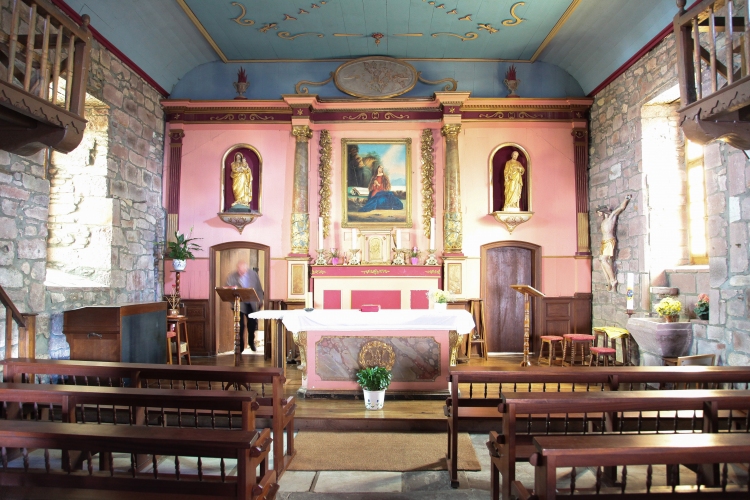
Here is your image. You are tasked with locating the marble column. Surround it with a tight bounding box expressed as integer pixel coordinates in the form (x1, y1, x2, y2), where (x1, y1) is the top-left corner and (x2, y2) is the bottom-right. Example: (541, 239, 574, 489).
(290, 125, 313, 255)
(441, 124, 463, 253)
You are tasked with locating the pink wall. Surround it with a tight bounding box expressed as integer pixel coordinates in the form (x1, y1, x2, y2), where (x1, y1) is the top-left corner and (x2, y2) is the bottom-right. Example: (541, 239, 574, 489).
(164, 100, 590, 300)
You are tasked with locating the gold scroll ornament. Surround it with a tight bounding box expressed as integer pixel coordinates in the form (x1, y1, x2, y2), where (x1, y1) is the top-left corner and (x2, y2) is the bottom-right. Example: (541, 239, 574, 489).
(358, 340, 396, 370)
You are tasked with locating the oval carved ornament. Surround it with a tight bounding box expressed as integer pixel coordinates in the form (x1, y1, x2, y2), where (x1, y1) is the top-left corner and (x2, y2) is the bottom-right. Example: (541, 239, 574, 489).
(334, 56, 418, 99)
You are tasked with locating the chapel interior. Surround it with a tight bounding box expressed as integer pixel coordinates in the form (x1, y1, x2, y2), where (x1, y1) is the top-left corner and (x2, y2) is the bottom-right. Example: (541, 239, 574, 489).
(1, 0, 750, 498)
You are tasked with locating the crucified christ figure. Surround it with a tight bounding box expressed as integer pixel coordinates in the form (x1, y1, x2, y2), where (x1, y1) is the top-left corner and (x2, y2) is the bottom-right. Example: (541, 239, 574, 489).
(596, 195, 631, 291)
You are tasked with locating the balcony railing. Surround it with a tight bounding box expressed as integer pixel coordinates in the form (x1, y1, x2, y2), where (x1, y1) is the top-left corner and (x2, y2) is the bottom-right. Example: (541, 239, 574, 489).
(0, 0, 91, 155)
(674, 0, 750, 149)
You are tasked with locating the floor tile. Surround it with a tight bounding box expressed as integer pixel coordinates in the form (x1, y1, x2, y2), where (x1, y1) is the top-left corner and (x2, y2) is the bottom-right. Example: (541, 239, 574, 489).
(279, 470, 317, 492)
(401, 470, 452, 491)
(313, 471, 402, 493)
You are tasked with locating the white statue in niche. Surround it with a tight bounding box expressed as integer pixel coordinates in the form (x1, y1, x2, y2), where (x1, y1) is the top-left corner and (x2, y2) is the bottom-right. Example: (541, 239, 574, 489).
(597, 195, 632, 291)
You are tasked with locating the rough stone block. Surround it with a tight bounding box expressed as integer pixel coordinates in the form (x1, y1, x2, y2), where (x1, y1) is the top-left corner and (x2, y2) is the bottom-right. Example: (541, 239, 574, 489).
(0, 184, 30, 201)
(729, 196, 741, 222)
(709, 256, 728, 287)
(668, 273, 696, 294)
(707, 325, 726, 340)
(707, 192, 726, 216)
(733, 331, 750, 353)
(103, 83, 124, 108)
(0, 217, 18, 239)
(730, 243, 749, 273)
(17, 239, 46, 260)
(727, 294, 746, 317)
(728, 152, 747, 196)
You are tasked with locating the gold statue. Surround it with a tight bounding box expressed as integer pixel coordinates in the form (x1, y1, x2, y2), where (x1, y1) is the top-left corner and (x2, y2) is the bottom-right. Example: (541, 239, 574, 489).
(231, 152, 253, 208)
(503, 150, 525, 211)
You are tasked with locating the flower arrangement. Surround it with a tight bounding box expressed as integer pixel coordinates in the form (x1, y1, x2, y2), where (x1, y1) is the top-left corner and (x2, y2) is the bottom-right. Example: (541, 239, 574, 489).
(410, 247, 420, 258)
(505, 65, 517, 81)
(327, 248, 339, 259)
(694, 294, 709, 319)
(655, 297, 682, 321)
(164, 227, 202, 260)
(355, 366, 392, 391)
(428, 289, 452, 304)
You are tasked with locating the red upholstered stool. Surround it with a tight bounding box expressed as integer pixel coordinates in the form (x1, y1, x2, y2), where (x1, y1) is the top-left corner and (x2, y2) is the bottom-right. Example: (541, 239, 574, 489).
(589, 346, 617, 367)
(537, 335, 564, 366)
(562, 334, 595, 367)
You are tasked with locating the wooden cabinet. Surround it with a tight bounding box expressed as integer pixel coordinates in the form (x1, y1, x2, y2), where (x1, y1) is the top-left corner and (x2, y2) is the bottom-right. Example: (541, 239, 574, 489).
(63, 302, 167, 363)
(538, 293, 592, 349)
(182, 299, 209, 356)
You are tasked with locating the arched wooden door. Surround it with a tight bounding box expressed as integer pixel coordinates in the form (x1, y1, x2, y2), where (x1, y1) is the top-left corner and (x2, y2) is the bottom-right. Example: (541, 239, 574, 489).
(481, 241, 541, 353)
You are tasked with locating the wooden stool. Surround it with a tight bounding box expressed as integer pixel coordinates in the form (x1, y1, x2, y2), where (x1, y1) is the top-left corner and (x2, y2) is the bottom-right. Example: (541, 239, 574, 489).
(589, 346, 617, 366)
(562, 334, 595, 367)
(167, 315, 191, 365)
(537, 335, 564, 366)
(593, 327, 632, 366)
(468, 299, 487, 360)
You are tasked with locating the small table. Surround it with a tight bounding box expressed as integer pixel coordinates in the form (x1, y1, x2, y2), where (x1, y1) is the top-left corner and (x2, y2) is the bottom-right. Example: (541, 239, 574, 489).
(167, 315, 190, 365)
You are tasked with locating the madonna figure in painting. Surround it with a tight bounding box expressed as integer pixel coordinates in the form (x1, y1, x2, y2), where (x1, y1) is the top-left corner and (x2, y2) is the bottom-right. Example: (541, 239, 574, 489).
(359, 164, 404, 212)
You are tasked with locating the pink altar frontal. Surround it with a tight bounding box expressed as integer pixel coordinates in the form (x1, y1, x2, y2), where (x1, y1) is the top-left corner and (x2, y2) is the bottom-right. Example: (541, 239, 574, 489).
(281, 309, 475, 398)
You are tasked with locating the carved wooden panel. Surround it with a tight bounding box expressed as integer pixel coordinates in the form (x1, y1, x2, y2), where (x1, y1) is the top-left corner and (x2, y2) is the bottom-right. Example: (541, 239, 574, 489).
(485, 246, 531, 353)
(182, 299, 209, 356)
(539, 293, 592, 350)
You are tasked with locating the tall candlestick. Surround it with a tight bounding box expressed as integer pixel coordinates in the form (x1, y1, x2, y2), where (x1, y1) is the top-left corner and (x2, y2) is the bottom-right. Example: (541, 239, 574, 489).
(318, 217, 324, 248)
(352, 228, 358, 249)
(396, 229, 402, 249)
(429, 218, 436, 249)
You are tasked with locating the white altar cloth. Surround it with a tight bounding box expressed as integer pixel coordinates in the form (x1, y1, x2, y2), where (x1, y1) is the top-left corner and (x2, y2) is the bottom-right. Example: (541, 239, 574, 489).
(279, 309, 475, 335)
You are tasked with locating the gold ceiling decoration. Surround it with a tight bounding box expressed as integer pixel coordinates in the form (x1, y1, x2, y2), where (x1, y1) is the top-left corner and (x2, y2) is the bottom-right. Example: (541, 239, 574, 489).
(393, 33, 423, 37)
(431, 32, 478, 42)
(278, 32, 324, 41)
(477, 23, 498, 34)
(295, 72, 333, 94)
(231, 2, 254, 26)
(503, 2, 526, 26)
(259, 23, 277, 33)
(459, 15, 471, 21)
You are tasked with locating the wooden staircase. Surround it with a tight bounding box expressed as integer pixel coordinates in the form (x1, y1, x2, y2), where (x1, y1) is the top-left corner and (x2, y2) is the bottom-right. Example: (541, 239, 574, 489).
(0, 0, 91, 156)
(674, 0, 750, 149)
(0, 286, 36, 360)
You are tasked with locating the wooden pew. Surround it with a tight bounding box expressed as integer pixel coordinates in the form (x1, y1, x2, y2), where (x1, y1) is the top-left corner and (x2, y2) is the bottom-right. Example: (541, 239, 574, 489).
(446, 365, 750, 488)
(489, 389, 750, 500)
(0, 420, 278, 500)
(0, 358, 296, 478)
(512, 433, 750, 499)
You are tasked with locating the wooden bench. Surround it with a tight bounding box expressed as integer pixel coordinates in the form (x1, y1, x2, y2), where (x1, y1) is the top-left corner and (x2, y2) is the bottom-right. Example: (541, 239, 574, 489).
(446, 365, 750, 488)
(490, 389, 750, 500)
(512, 433, 750, 499)
(0, 419, 278, 500)
(1, 359, 296, 478)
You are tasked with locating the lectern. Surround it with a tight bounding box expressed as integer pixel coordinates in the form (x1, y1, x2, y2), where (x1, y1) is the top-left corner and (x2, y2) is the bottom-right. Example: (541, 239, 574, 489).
(510, 284, 545, 367)
(215, 287, 260, 366)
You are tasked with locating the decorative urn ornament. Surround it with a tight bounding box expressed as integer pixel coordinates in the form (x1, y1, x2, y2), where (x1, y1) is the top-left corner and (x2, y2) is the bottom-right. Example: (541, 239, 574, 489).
(503, 65, 520, 98)
(233, 67, 249, 99)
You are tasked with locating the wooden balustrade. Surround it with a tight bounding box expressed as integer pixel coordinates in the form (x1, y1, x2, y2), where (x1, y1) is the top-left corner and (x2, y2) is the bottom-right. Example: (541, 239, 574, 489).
(0, 0, 91, 154)
(0, 286, 35, 361)
(674, 0, 750, 149)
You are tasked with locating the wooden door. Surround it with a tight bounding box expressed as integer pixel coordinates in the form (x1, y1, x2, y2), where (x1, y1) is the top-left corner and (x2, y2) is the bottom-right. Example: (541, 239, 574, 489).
(216, 248, 261, 354)
(485, 246, 532, 353)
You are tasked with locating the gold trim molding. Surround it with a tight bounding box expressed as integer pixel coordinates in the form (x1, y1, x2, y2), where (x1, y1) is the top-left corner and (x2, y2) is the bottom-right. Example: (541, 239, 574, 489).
(421, 129, 435, 240)
(318, 130, 332, 239)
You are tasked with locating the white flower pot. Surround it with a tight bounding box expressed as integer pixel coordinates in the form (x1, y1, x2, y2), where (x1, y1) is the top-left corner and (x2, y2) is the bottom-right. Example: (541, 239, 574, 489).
(173, 259, 187, 271)
(363, 389, 386, 410)
(434, 302, 447, 311)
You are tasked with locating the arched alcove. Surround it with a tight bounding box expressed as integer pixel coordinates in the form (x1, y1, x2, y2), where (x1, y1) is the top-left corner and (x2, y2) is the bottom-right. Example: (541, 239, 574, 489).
(489, 143, 531, 213)
(208, 241, 270, 355)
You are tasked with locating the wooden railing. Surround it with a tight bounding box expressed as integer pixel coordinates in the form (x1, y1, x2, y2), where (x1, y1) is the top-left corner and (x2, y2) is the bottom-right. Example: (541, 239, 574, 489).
(674, 0, 750, 149)
(0, 286, 35, 360)
(0, 0, 91, 155)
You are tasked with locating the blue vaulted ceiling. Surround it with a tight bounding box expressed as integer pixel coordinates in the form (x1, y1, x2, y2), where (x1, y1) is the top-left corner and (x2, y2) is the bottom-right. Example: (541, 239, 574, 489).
(62, 0, 678, 95)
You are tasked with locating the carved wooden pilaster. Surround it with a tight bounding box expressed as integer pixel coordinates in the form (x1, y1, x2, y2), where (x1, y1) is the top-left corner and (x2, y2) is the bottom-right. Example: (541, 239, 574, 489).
(572, 128, 590, 255)
(441, 124, 463, 254)
(291, 125, 313, 255)
(167, 129, 185, 241)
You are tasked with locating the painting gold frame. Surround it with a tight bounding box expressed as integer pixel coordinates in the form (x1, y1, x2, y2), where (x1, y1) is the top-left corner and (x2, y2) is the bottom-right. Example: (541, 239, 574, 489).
(342, 138, 412, 229)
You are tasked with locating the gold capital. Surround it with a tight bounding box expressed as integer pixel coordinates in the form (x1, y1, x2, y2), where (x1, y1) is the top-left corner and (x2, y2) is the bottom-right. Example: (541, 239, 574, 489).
(292, 125, 313, 142)
(441, 124, 461, 138)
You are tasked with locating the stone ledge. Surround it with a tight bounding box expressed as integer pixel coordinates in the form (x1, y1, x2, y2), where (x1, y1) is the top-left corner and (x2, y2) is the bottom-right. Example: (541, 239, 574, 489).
(650, 286, 679, 296)
(664, 265, 708, 273)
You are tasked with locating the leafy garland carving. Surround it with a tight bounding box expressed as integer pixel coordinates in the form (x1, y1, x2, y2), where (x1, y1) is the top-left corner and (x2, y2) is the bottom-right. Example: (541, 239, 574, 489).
(318, 130, 332, 239)
(421, 129, 435, 239)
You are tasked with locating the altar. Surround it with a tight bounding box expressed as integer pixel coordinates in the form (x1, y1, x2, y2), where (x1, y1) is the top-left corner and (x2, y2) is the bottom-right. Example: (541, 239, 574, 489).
(279, 309, 474, 397)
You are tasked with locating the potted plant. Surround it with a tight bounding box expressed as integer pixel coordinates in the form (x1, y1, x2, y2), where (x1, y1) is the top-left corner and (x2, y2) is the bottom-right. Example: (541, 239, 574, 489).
(410, 247, 420, 265)
(655, 297, 682, 323)
(356, 366, 392, 410)
(328, 248, 340, 265)
(164, 227, 202, 271)
(428, 289, 452, 311)
(694, 294, 709, 320)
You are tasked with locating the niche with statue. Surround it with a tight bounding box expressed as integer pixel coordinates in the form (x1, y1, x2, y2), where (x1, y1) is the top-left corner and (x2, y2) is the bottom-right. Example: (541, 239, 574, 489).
(218, 143, 263, 233)
(489, 143, 533, 233)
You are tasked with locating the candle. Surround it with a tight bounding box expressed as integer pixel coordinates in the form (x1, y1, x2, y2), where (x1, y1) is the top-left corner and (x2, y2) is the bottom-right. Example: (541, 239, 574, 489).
(352, 228, 358, 249)
(305, 291, 313, 309)
(318, 217, 324, 249)
(396, 229, 402, 249)
(429, 218, 436, 250)
(626, 273, 634, 310)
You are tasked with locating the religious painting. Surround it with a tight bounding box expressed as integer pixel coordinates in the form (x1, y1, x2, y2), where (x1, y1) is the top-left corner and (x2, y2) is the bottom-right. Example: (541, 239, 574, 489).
(220, 144, 262, 214)
(489, 143, 531, 213)
(342, 138, 412, 228)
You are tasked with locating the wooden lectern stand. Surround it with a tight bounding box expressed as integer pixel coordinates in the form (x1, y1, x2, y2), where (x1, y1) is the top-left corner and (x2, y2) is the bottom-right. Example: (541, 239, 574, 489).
(510, 284, 545, 367)
(215, 287, 260, 367)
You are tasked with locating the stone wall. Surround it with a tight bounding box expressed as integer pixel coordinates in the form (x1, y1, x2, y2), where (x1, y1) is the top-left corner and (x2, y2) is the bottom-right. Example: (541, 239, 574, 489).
(0, 34, 166, 365)
(589, 32, 750, 366)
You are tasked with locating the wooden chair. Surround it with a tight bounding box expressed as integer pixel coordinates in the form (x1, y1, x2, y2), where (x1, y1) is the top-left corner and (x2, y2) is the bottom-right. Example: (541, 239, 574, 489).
(588, 346, 616, 366)
(468, 299, 487, 360)
(677, 353, 716, 366)
(168, 315, 191, 365)
(562, 334, 594, 366)
(537, 336, 563, 366)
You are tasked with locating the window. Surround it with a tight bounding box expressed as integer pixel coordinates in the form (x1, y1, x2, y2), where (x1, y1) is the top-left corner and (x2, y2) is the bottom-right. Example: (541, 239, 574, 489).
(686, 140, 708, 264)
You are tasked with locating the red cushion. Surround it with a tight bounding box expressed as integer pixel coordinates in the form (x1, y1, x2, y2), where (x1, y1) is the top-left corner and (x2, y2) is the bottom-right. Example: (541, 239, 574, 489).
(564, 334, 595, 340)
(541, 335, 564, 341)
(590, 347, 616, 354)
